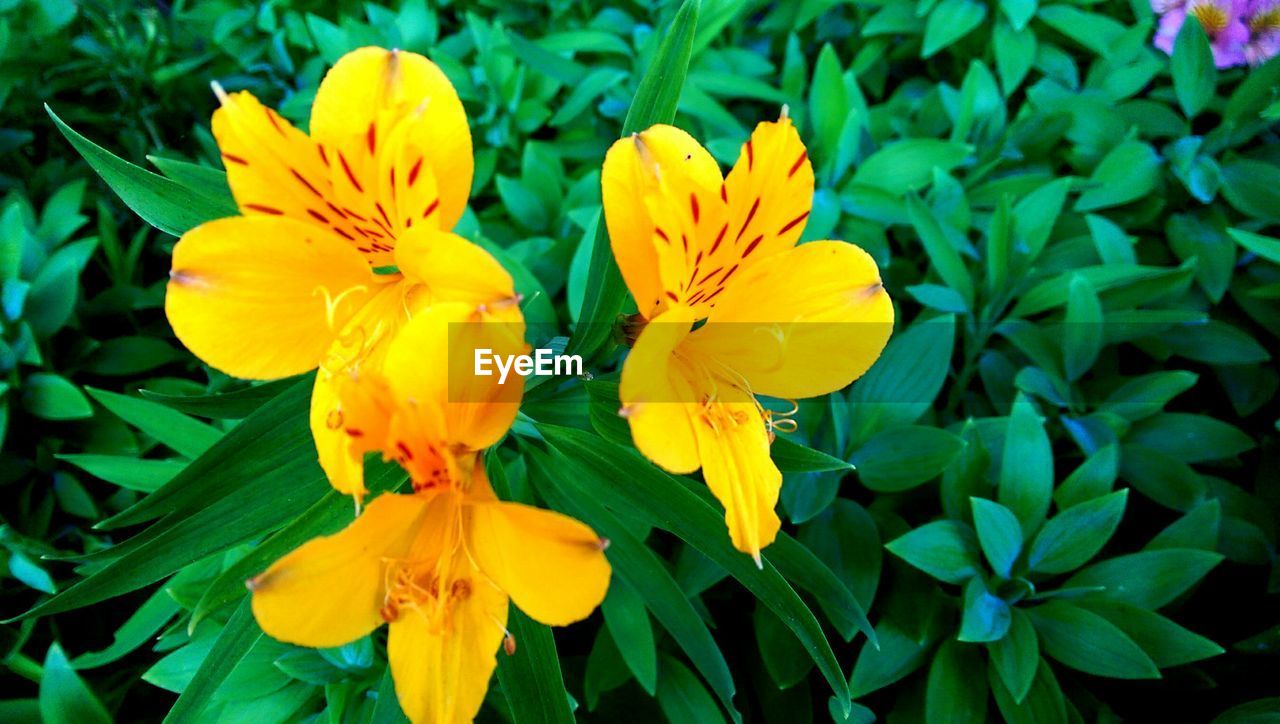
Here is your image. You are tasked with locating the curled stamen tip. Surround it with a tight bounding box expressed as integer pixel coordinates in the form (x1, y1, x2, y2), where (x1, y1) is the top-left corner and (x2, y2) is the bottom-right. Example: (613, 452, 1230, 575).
(503, 633, 517, 656)
(597, 537, 611, 552)
(779, 104, 790, 121)
(169, 269, 204, 287)
(752, 552, 763, 570)
(210, 80, 229, 104)
(245, 575, 263, 591)
(617, 405, 634, 419)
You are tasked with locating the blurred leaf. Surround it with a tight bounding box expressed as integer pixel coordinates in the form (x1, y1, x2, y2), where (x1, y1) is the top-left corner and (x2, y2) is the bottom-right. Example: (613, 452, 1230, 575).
(926, 639, 987, 724)
(1027, 490, 1128, 574)
(987, 609, 1039, 703)
(1064, 548, 1224, 609)
(971, 498, 1023, 577)
(998, 395, 1053, 535)
(22, 373, 92, 420)
(1171, 18, 1215, 118)
(1027, 601, 1159, 679)
(40, 644, 110, 724)
(852, 425, 964, 492)
(885, 520, 981, 584)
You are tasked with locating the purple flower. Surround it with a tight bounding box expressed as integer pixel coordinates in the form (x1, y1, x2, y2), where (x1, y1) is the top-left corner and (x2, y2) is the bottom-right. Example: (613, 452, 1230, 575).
(1244, 0, 1280, 64)
(1153, 0, 1250, 68)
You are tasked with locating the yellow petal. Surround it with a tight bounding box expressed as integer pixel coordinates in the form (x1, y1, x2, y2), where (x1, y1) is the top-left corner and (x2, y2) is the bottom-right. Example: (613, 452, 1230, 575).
(387, 559, 507, 724)
(685, 240, 894, 399)
(602, 125, 723, 319)
(250, 493, 430, 648)
(310, 47, 473, 232)
(720, 116, 813, 263)
(619, 305, 701, 473)
(691, 400, 783, 560)
(383, 301, 526, 452)
(394, 228, 517, 307)
(166, 216, 374, 380)
(468, 500, 611, 626)
(310, 370, 369, 500)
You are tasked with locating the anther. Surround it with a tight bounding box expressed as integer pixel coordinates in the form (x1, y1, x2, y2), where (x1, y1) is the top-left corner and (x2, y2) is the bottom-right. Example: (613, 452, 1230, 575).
(504, 633, 517, 656)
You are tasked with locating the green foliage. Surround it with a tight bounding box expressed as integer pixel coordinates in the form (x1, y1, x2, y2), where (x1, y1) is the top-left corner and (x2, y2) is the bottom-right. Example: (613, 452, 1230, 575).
(2, 0, 1278, 721)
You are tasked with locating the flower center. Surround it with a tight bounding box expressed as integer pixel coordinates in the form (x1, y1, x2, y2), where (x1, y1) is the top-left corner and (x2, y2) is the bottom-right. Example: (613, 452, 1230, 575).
(380, 557, 473, 633)
(1191, 2, 1230, 34)
(1251, 7, 1280, 32)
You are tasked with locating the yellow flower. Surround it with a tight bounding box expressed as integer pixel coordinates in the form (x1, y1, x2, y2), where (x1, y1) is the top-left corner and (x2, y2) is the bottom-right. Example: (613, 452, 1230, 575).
(601, 114, 894, 562)
(165, 47, 520, 503)
(249, 303, 611, 724)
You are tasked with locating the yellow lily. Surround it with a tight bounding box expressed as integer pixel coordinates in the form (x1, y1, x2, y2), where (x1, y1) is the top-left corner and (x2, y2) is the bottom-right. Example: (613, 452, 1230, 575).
(165, 46, 520, 503)
(601, 114, 894, 562)
(250, 303, 611, 723)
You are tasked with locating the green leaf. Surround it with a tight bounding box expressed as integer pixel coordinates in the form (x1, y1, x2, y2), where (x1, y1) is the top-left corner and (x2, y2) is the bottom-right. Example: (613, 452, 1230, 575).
(1027, 601, 1160, 679)
(40, 644, 110, 724)
(47, 106, 233, 236)
(525, 449, 738, 718)
(1078, 600, 1223, 667)
(987, 609, 1039, 703)
(72, 586, 181, 669)
(1064, 548, 1224, 609)
(809, 44, 847, 161)
(140, 377, 302, 419)
(851, 425, 964, 492)
(1028, 490, 1128, 575)
(994, 19, 1036, 92)
(922, 0, 987, 58)
(772, 435, 854, 473)
(853, 140, 972, 195)
(885, 520, 982, 584)
(1119, 444, 1208, 512)
(1229, 227, 1280, 264)
(1063, 275, 1102, 381)
(57, 455, 185, 493)
(602, 577, 657, 694)
(148, 155, 237, 210)
(1221, 160, 1280, 221)
(1171, 16, 1215, 118)
(848, 314, 956, 441)
(970, 498, 1023, 577)
(656, 655, 725, 724)
(959, 576, 1013, 643)
(849, 618, 938, 697)
(998, 395, 1053, 535)
(1000, 0, 1037, 30)
(989, 657, 1067, 724)
(10, 381, 335, 621)
(1127, 413, 1255, 463)
(86, 387, 221, 459)
(496, 606, 575, 724)
(1013, 178, 1071, 264)
(926, 639, 987, 724)
(906, 195, 973, 308)
(163, 598, 263, 722)
(1074, 141, 1162, 212)
(566, 0, 700, 363)
(1100, 372, 1198, 422)
(537, 424, 854, 713)
(22, 373, 92, 420)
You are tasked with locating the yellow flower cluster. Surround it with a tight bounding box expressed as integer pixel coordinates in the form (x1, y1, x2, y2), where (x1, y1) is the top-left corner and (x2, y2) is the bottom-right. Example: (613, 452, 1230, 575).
(165, 46, 891, 724)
